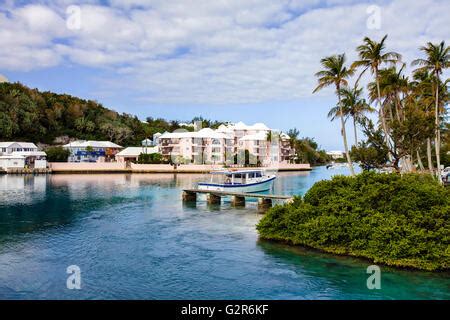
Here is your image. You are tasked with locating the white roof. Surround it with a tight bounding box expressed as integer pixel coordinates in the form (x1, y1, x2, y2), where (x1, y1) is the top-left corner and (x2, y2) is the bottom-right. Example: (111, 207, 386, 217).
(116, 146, 159, 157)
(217, 122, 271, 132)
(280, 133, 290, 140)
(0, 142, 38, 149)
(63, 140, 123, 148)
(239, 132, 268, 141)
(251, 123, 270, 130)
(326, 150, 344, 155)
(159, 128, 231, 140)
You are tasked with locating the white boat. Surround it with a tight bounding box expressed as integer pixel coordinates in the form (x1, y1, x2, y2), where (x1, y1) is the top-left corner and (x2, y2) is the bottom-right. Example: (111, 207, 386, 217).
(197, 169, 276, 193)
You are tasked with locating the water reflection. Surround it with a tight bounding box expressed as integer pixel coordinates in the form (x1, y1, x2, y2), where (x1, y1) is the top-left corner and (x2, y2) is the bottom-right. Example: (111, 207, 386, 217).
(257, 240, 450, 300)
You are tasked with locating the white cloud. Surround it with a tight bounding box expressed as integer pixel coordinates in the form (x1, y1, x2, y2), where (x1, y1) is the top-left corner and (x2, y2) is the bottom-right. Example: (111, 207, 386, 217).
(0, 0, 449, 103)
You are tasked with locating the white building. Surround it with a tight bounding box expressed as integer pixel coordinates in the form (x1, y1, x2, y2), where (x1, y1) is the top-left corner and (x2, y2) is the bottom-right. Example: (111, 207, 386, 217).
(115, 146, 159, 163)
(326, 150, 345, 159)
(0, 155, 25, 170)
(159, 128, 233, 164)
(157, 122, 294, 166)
(63, 140, 123, 162)
(0, 142, 47, 169)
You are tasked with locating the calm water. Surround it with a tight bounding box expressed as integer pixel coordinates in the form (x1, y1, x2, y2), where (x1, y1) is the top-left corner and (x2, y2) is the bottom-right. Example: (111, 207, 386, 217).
(0, 166, 448, 300)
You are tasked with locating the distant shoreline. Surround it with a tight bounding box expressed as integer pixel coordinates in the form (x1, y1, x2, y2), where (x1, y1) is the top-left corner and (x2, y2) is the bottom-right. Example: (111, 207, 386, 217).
(46, 162, 312, 174)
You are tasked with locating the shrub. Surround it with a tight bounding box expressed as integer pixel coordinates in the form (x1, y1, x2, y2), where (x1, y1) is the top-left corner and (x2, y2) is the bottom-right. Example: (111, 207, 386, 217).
(45, 146, 70, 162)
(257, 172, 450, 271)
(137, 153, 166, 164)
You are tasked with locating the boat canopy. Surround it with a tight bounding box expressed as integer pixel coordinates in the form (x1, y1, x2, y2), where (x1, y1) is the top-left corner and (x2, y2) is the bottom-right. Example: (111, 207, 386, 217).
(210, 169, 264, 175)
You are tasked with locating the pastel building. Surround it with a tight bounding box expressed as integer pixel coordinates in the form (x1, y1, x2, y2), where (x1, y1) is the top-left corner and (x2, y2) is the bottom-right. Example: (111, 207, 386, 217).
(115, 146, 159, 163)
(158, 128, 234, 164)
(157, 122, 294, 166)
(63, 141, 123, 162)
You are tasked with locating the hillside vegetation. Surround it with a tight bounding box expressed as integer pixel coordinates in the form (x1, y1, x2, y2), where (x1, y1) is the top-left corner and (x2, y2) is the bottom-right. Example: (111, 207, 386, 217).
(0, 82, 193, 145)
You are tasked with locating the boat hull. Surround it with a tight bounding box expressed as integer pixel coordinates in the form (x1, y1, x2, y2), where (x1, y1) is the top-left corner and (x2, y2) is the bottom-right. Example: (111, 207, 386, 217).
(197, 176, 275, 193)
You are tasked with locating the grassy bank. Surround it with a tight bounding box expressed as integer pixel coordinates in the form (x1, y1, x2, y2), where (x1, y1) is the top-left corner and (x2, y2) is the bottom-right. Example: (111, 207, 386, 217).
(257, 172, 449, 271)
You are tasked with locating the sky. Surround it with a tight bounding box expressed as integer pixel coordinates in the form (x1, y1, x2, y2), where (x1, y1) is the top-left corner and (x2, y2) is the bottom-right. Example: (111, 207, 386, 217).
(0, 0, 449, 150)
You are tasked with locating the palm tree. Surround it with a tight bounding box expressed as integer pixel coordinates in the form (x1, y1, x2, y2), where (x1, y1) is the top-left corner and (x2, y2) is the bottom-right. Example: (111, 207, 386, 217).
(313, 54, 355, 176)
(328, 86, 375, 145)
(352, 35, 401, 152)
(411, 69, 438, 174)
(412, 41, 450, 180)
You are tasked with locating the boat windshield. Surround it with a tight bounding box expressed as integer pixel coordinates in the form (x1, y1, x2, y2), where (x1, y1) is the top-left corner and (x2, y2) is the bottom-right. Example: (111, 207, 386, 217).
(209, 171, 263, 185)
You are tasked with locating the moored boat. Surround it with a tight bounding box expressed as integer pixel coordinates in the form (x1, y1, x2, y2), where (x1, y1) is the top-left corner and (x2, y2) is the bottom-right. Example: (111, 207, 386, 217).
(197, 169, 276, 193)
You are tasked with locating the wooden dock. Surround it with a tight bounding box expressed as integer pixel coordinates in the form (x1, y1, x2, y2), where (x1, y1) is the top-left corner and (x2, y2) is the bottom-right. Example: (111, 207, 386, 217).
(182, 188, 293, 212)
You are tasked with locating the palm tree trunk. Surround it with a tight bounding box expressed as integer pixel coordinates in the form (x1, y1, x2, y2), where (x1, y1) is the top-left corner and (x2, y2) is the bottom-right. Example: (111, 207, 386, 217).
(416, 149, 424, 171)
(376, 69, 390, 156)
(353, 117, 358, 146)
(427, 138, 434, 175)
(338, 90, 355, 176)
(435, 73, 441, 182)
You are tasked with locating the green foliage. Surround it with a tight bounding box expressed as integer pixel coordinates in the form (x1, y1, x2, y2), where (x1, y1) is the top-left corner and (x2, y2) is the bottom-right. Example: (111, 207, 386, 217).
(257, 172, 450, 271)
(351, 141, 388, 171)
(287, 130, 330, 165)
(0, 82, 228, 147)
(45, 146, 70, 162)
(234, 149, 261, 167)
(137, 153, 166, 164)
(0, 82, 147, 145)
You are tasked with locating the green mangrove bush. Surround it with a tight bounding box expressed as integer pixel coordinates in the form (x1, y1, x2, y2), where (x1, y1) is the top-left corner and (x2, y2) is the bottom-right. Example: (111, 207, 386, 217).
(257, 172, 450, 271)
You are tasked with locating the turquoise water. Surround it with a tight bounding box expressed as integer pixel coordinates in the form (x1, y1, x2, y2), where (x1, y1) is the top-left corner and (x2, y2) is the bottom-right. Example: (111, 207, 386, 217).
(0, 166, 448, 299)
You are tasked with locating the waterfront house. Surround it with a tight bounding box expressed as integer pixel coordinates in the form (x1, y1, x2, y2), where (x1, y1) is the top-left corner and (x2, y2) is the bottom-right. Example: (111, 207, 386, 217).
(0, 142, 47, 169)
(63, 140, 123, 162)
(115, 146, 159, 163)
(0, 155, 25, 170)
(326, 150, 345, 160)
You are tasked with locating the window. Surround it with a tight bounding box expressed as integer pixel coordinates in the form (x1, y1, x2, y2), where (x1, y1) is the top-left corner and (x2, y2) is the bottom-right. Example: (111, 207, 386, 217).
(248, 172, 255, 178)
(255, 172, 262, 178)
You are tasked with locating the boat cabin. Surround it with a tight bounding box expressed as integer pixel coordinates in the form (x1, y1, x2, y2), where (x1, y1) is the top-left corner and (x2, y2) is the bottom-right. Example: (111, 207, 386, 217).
(208, 170, 265, 185)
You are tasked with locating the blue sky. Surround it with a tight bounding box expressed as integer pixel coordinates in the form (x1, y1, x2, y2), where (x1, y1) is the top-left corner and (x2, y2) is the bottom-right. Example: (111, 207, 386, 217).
(1, 0, 449, 150)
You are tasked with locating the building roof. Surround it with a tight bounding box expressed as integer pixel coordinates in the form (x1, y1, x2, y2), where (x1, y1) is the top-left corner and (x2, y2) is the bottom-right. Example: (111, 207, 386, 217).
(239, 132, 268, 141)
(159, 128, 231, 139)
(0, 142, 38, 149)
(280, 133, 290, 140)
(217, 122, 271, 132)
(326, 150, 344, 155)
(63, 141, 123, 149)
(116, 146, 159, 157)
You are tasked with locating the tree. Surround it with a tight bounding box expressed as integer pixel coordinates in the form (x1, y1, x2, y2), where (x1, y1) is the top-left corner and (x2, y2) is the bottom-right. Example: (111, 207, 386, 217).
(45, 146, 70, 162)
(351, 118, 390, 170)
(412, 41, 450, 180)
(352, 35, 401, 152)
(313, 54, 356, 175)
(328, 86, 374, 145)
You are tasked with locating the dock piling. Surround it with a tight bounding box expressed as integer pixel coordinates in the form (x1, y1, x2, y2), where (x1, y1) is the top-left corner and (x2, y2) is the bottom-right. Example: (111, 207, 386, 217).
(207, 193, 221, 204)
(182, 191, 197, 202)
(231, 195, 245, 207)
(258, 198, 272, 212)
